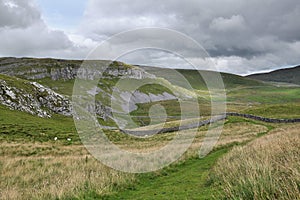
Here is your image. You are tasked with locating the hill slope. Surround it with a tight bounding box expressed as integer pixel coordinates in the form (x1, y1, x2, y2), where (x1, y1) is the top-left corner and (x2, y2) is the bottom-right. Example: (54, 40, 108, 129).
(139, 66, 267, 90)
(247, 65, 300, 85)
(0, 57, 280, 128)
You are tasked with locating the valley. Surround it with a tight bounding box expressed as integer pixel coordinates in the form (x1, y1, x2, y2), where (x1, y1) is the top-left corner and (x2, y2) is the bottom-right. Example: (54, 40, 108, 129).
(0, 57, 299, 199)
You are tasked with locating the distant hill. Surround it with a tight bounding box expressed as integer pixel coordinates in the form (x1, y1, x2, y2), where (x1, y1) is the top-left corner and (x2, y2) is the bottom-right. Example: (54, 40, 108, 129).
(0, 57, 267, 91)
(139, 66, 267, 90)
(247, 65, 300, 85)
(0, 57, 295, 128)
(178, 69, 267, 89)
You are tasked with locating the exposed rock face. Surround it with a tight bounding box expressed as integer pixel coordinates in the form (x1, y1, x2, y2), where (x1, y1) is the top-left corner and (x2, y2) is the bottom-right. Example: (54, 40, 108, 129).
(0, 79, 71, 118)
(0, 58, 181, 124)
(75, 87, 177, 122)
(117, 90, 177, 113)
(31, 82, 71, 116)
(0, 58, 81, 80)
(0, 58, 155, 81)
(50, 67, 77, 80)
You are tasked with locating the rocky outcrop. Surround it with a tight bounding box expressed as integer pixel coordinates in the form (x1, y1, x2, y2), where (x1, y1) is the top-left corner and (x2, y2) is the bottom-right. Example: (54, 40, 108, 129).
(0, 58, 80, 80)
(0, 58, 155, 81)
(116, 90, 177, 113)
(76, 86, 177, 122)
(0, 58, 184, 124)
(50, 66, 77, 80)
(0, 78, 71, 118)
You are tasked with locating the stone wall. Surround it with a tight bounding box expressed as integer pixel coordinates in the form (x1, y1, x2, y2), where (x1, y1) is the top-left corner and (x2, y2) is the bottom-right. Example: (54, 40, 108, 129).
(121, 115, 226, 136)
(121, 113, 300, 136)
(226, 112, 300, 123)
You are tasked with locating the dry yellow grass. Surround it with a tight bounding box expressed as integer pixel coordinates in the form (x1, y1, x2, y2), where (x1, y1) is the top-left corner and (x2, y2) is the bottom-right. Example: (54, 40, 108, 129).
(0, 120, 270, 199)
(0, 143, 134, 200)
(109, 121, 267, 153)
(211, 124, 300, 200)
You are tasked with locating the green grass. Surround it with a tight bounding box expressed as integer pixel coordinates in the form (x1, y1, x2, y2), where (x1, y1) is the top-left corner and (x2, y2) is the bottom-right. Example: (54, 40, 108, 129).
(138, 83, 174, 95)
(0, 105, 78, 143)
(0, 74, 35, 93)
(0, 99, 292, 200)
(37, 78, 75, 96)
(85, 116, 275, 200)
(141, 67, 267, 90)
(243, 103, 300, 118)
(177, 69, 267, 90)
(227, 86, 300, 104)
(130, 98, 211, 126)
(1, 58, 300, 199)
(247, 65, 300, 85)
(101, 148, 229, 200)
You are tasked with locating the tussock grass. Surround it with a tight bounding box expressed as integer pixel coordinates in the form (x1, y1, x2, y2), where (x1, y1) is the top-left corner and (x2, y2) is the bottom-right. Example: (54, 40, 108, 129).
(0, 146, 134, 200)
(0, 118, 268, 199)
(211, 124, 300, 200)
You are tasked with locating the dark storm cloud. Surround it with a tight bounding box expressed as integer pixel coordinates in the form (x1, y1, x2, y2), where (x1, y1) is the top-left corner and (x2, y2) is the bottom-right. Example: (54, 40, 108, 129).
(1, 0, 300, 74)
(80, 0, 300, 74)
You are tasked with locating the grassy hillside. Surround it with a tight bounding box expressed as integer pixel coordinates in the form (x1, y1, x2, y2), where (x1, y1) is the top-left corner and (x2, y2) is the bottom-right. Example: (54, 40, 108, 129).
(247, 65, 300, 85)
(0, 73, 34, 92)
(0, 104, 77, 143)
(178, 69, 267, 90)
(227, 86, 300, 104)
(140, 66, 267, 90)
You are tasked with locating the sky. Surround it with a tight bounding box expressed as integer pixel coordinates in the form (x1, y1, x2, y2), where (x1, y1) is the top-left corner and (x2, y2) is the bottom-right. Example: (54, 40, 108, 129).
(0, 0, 300, 75)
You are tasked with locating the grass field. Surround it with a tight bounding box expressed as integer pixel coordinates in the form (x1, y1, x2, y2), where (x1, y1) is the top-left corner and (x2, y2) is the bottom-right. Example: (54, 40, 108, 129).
(1, 65, 300, 199)
(1, 83, 300, 199)
(1, 100, 288, 199)
(0, 105, 78, 143)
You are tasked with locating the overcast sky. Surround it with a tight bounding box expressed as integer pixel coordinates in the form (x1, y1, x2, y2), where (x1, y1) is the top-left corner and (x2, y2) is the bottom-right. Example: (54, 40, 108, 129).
(0, 0, 300, 75)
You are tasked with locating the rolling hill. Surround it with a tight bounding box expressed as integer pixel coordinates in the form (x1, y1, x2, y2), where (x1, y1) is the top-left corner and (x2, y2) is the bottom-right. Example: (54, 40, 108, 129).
(1, 57, 294, 128)
(139, 66, 267, 90)
(247, 65, 300, 85)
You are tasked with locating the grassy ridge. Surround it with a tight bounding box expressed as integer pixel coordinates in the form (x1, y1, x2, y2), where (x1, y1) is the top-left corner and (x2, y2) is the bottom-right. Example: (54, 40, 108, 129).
(177, 69, 267, 90)
(247, 65, 300, 85)
(141, 67, 267, 90)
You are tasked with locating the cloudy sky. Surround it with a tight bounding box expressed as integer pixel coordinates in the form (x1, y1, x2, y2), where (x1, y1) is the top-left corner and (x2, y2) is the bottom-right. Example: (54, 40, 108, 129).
(0, 0, 300, 75)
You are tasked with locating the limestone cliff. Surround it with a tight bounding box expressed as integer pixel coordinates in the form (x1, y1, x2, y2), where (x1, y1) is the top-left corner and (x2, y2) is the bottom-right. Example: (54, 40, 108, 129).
(0, 58, 182, 125)
(0, 75, 70, 118)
